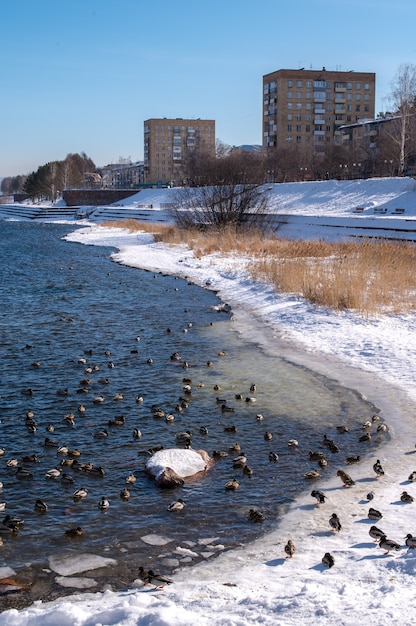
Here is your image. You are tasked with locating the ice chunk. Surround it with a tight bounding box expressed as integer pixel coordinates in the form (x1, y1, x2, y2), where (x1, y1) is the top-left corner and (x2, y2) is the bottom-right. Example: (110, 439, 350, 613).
(141, 534, 173, 546)
(49, 553, 116, 576)
(55, 576, 97, 589)
(146, 448, 207, 479)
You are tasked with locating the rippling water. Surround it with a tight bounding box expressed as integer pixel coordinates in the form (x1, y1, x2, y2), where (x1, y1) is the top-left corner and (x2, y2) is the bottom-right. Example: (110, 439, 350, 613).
(0, 220, 381, 605)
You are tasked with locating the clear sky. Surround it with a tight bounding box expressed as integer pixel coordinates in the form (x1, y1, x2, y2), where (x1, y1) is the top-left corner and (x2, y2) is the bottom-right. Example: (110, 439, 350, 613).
(1, 0, 415, 178)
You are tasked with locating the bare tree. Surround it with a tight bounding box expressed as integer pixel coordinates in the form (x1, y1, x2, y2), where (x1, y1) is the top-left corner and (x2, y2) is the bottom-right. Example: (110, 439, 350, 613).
(388, 63, 416, 175)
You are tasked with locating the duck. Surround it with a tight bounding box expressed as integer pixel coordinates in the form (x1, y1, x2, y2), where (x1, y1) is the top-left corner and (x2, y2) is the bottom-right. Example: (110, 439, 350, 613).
(6, 459, 18, 468)
(73, 488, 88, 501)
(373, 459, 385, 478)
(21, 454, 38, 463)
(232, 454, 247, 468)
(311, 489, 326, 506)
(366, 491, 375, 501)
(309, 451, 326, 462)
(304, 470, 321, 480)
(45, 468, 61, 479)
(345, 455, 361, 464)
(93, 396, 105, 405)
(142, 569, 173, 588)
(329, 513, 342, 532)
(225, 478, 239, 491)
(248, 509, 265, 523)
(369, 525, 386, 542)
(404, 534, 416, 550)
(167, 499, 186, 512)
(133, 428, 142, 439)
(120, 488, 131, 500)
(221, 405, 235, 414)
(126, 472, 137, 484)
(368, 507, 383, 521)
(15, 467, 33, 479)
(94, 428, 109, 439)
(408, 471, 416, 482)
(212, 450, 228, 459)
(108, 415, 125, 427)
(336, 425, 349, 433)
(284, 539, 296, 558)
(337, 469, 355, 487)
(400, 490, 414, 503)
(264, 431, 273, 441)
(44, 437, 60, 448)
(3, 515, 24, 531)
(269, 452, 279, 463)
(224, 425, 237, 433)
(46, 424, 55, 433)
(243, 465, 253, 477)
(322, 552, 335, 568)
(65, 526, 84, 538)
(87, 465, 105, 477)
(199, 426, 208, 435)
(56, 388, 70, 396)
(98, 497, 110, 510)
(229, 443, 241, 453)
(61, 473, 75, 485)
(0, 503, 5, 512)
(377, 423, 389, 433)
(288, 439, 299, 448)
(34, 499, 48, 513)
(378, 535, 401, 555)
(113, 393, 123, 401)
(176, 431, 192, 445)
(359, 433, 372, 443)
(256, 414, 264, 421)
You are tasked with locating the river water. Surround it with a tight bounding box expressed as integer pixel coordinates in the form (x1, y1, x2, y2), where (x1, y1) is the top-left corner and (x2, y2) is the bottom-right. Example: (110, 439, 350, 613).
(0, 220, 380, 605)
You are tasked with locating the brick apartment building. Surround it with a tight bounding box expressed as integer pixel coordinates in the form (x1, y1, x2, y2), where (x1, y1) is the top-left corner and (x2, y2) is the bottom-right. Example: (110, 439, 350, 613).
(144, 118, 215, 185)
(263, 68, 376, 154)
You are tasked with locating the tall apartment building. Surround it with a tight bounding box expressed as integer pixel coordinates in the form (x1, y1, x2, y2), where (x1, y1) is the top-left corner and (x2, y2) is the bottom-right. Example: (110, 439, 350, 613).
(144, 118, 215, 185)
(263, 68, 376, 154)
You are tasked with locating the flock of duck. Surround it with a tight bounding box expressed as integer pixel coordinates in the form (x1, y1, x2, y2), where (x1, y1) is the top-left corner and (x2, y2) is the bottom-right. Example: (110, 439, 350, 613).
(1, 317, 415, 595)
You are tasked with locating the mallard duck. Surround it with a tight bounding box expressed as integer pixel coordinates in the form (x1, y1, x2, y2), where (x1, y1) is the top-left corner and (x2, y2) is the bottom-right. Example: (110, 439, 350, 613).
(113, 393, 123, 401)
(377, 423, 389, 433)
(359, 433, 371, 442)
(329, 513, 342, 532)
(126, 472, 137, 484)
(45, 468, 61, 479)
(108, 415, 125, 427)
(288, 439, 299, 448)
(120, 488, 131, 500)
(143, 569, 173, 588)
(56, 388, 70, 396)
(269, 452, 279, 463)
(225, 478, 239, 491)
(311, 489, 326, 506)
(167, 499, 186, 512)
(15, 467, 33, 479)
(98, 497, 110, 510)
(367, 491, 375, 501)
(3, 515, 24, 531)
(345, 455, 361, 464)
(221, 405, 235, 414)
(243, 465, 253, 476)
(61, 473, 75, 485)
(233, 454, 247, 468)
(378, 535, 401, 554)
(368, 507, 383, 521)
(284, 539, 296, 558)
(133, 428, 142, 439)
(264, 431, 273, 441)
(93, 396, 105, 405)
(57, 446, 69, 455)
(309, 451, 326, 461)
(248, 509, 265, 523)
(337, 469, 355, 487)
(65, 526, 84, 538)
(336, 425, 349, 433)
(199, 426, 208, 435)
(405, 534, 416, 550)
(6, 459, 18, 468)
(0, 503, 6, 512)
(408, 471, 416, 482)
(400, 490, 414, 503)
(229, 443, 241, 453)
(44, 437, 59, 448)
(212, 450, 228, 458)
(304, 470, 321, 480)
(224, 425, 237, 433)
(373, 459, 385, 478)
(250, 383, 257, 392)
(34, 499, 48, 513)
(369, 525, 385, 542)
(94, 428, 108, 439)
(73, 488, 88, 501)
(322, 552, 335, 568)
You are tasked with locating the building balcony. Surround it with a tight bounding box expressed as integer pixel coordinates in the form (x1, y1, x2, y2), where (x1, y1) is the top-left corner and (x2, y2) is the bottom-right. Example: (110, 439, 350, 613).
(314, 130, 325, 136)
(314, 118, 325, 125)
(335, 86, 346, 92)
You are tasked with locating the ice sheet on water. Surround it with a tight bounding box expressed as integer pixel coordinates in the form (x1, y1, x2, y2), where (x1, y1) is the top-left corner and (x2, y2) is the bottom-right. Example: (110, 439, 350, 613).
(0, 567, 16, 578)
(141, 533, 173, 546)
(48, 553, 116, 576)
(55, 576, 98, 589)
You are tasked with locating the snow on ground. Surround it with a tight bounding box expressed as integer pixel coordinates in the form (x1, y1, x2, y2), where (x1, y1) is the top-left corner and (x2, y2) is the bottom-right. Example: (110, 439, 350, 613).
(1, 178, 416, 625)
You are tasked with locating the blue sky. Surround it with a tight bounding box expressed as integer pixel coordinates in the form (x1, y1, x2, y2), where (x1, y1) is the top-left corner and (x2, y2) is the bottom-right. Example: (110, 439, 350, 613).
(1, 0, 415, 177)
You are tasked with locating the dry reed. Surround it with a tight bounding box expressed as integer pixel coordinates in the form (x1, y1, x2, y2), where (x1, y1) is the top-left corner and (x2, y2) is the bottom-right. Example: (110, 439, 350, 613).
(100, 220, 416, 315)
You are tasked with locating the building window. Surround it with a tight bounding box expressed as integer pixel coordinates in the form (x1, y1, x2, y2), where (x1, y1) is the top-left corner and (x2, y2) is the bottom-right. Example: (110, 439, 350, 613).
(306, 92, 311, 99)
(297, 80, 302, 87)
(288, 80, 293, 87)
(296, 125, 302, 132)
(288, 103, 293, 109)
(306, 125, 311, 132)
(326, 115, 331, 121)
(347, 104, 352, 111)
(306, 103, 311, 110)
(356, 94, 361, 100)
(287, 136, 292, 142)
(364, 83, 370, 90)
(347, 115, 352, 122)
(347, 93, 352, 100)
(326, 125, 331, 132)
(305, 114, 311, 121)
(287, 114, 292, 120)
(364, 105, 370, 112)
(296, 103, 302, 109)
(306, 81, 311, 88)
(287, 91, 293, 98)
(347, 82, 352, 89)
(296, 135, 301, 143)
(356, 83, 361, 89)
(356, 104, 361, 111)
(287, 124, 292, 131)
(297, 92, 302, 98)
(296, 114, 302, 121)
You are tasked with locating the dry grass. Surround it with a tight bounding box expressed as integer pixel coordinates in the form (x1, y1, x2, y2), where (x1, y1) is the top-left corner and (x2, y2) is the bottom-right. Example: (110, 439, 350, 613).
(100, 220, 416, 315)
